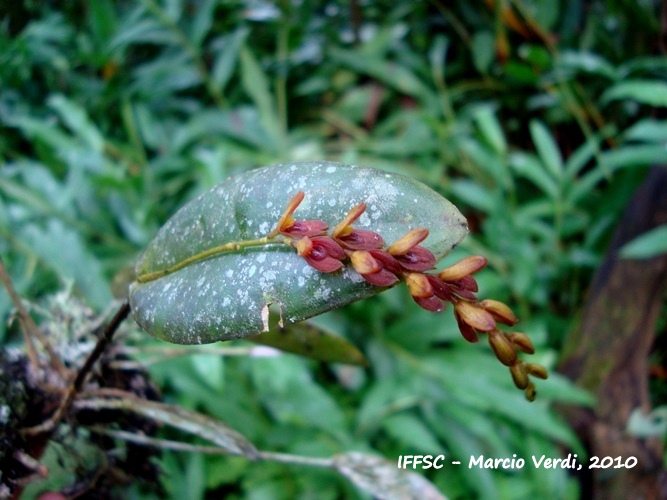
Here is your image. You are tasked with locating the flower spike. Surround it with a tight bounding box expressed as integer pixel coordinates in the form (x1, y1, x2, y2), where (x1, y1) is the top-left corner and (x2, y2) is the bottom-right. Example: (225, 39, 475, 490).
(267, 193, 547, 401)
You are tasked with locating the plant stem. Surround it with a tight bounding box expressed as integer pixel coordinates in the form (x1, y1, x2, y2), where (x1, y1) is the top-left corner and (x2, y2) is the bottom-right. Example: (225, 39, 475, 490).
(136, 236, 288, 283)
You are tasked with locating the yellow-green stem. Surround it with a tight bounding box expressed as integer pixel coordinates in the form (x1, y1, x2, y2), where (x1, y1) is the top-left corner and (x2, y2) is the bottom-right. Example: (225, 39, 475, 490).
(136, 235, 290, 283)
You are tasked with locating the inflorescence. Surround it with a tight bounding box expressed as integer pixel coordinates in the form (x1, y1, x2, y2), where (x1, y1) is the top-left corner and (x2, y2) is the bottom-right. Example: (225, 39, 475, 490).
(269, 191, 548, 401)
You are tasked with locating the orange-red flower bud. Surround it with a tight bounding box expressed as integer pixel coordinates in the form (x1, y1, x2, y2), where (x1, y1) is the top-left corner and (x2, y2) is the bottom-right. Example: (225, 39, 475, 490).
(507, 332, 535, 354)
(454, 300, 496, 332)
(293, 236, 313, 256)
(336, 229, 385, 250)
(364, 269, 400, 287)
(332, 202, 367, 238)
(394, 246, 436, 272)
(414, 295, 445, 312)
(350, 250, 400, 287)
(456, 275, 478, 292)
(455, 311, 479, 343)
(294, 236, 345, 273)
(425, 275, 452, 301)
(281, 219, 328, 238)
(488, 331, 518, 366)
(387, 228, 429, 256)
(368, 249, 402, 275)
(525, 363, 548, 380)
(405, 272, 433, 298)
(479, 299, 519, 326)
(509, 363, 529, 390)
(438, 256, 487, 281)
(350, 251, 380, 274)
(269, 191, 305, 238)
(448, 283, 478, 301)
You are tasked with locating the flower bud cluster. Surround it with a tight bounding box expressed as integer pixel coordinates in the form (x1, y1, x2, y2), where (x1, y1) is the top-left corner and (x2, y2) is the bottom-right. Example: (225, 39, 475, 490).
(270, 192, 548, 401)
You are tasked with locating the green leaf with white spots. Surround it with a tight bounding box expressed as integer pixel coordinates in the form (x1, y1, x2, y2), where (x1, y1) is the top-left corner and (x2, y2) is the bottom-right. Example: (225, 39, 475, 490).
(129, 162, 468, 344)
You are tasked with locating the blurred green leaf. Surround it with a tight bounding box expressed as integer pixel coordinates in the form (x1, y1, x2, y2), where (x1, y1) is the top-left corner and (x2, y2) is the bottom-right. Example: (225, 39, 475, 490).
(47, 94, 104, 152)
(425, 409, 497, 499)
(471, 31, 494, 74)
(557, 51, 616, 79)
(109, 14, 175, 49)
(619, 225, 667, 259)
(449, 180, 497, 213)
(19, 219, 112, 309)
(329, 47, 431, 100)
(474, 106, 507, 156)
(251, 357, 347, 435)
(211, 27, 249, 93)
(240, 46, 281, 150)
(509, 152, 559, 199)
(459, 137, 510, 189)
(568, 145, 667, 205)
(382, 412, 444, 454)
(530, 120, 563, 181)
(602, 80, 667, 107)
(189, 0, 216, 46)
(623, 119, 667, 143)
(191, 353, 225, 392)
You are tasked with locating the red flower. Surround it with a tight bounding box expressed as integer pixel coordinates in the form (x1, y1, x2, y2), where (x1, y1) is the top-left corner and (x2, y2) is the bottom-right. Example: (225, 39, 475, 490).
(269, 191, 329, 238)
(438, 256, 486, 300)
(332, 203, 384, 250)
(293, 236, 345, 273)
(349, 250, 401, 287)
(404, 272, 446, 312)
(280, 219, 328, 238)
(387, 228, 436, 271)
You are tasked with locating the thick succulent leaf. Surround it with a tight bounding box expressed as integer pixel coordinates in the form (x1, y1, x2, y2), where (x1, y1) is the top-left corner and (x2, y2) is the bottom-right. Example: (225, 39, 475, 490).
(249, 319, 369, 366)
(130, 162, 467, 344)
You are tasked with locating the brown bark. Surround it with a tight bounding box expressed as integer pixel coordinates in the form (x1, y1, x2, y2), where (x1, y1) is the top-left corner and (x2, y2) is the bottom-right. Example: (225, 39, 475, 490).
(559, 167, 667, 499)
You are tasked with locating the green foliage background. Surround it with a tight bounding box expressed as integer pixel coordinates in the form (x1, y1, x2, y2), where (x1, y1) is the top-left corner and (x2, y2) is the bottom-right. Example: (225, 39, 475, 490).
(1, 0, 666, 498)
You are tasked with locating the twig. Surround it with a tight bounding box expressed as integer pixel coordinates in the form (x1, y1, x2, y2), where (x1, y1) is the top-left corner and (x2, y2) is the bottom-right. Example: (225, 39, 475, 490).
(24, 301, 131, 435)
(0, 256, 66, 377)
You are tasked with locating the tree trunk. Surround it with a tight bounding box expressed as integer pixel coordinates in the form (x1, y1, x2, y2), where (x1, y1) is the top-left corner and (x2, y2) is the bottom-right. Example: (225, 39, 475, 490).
(559, 166, 667, 499)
